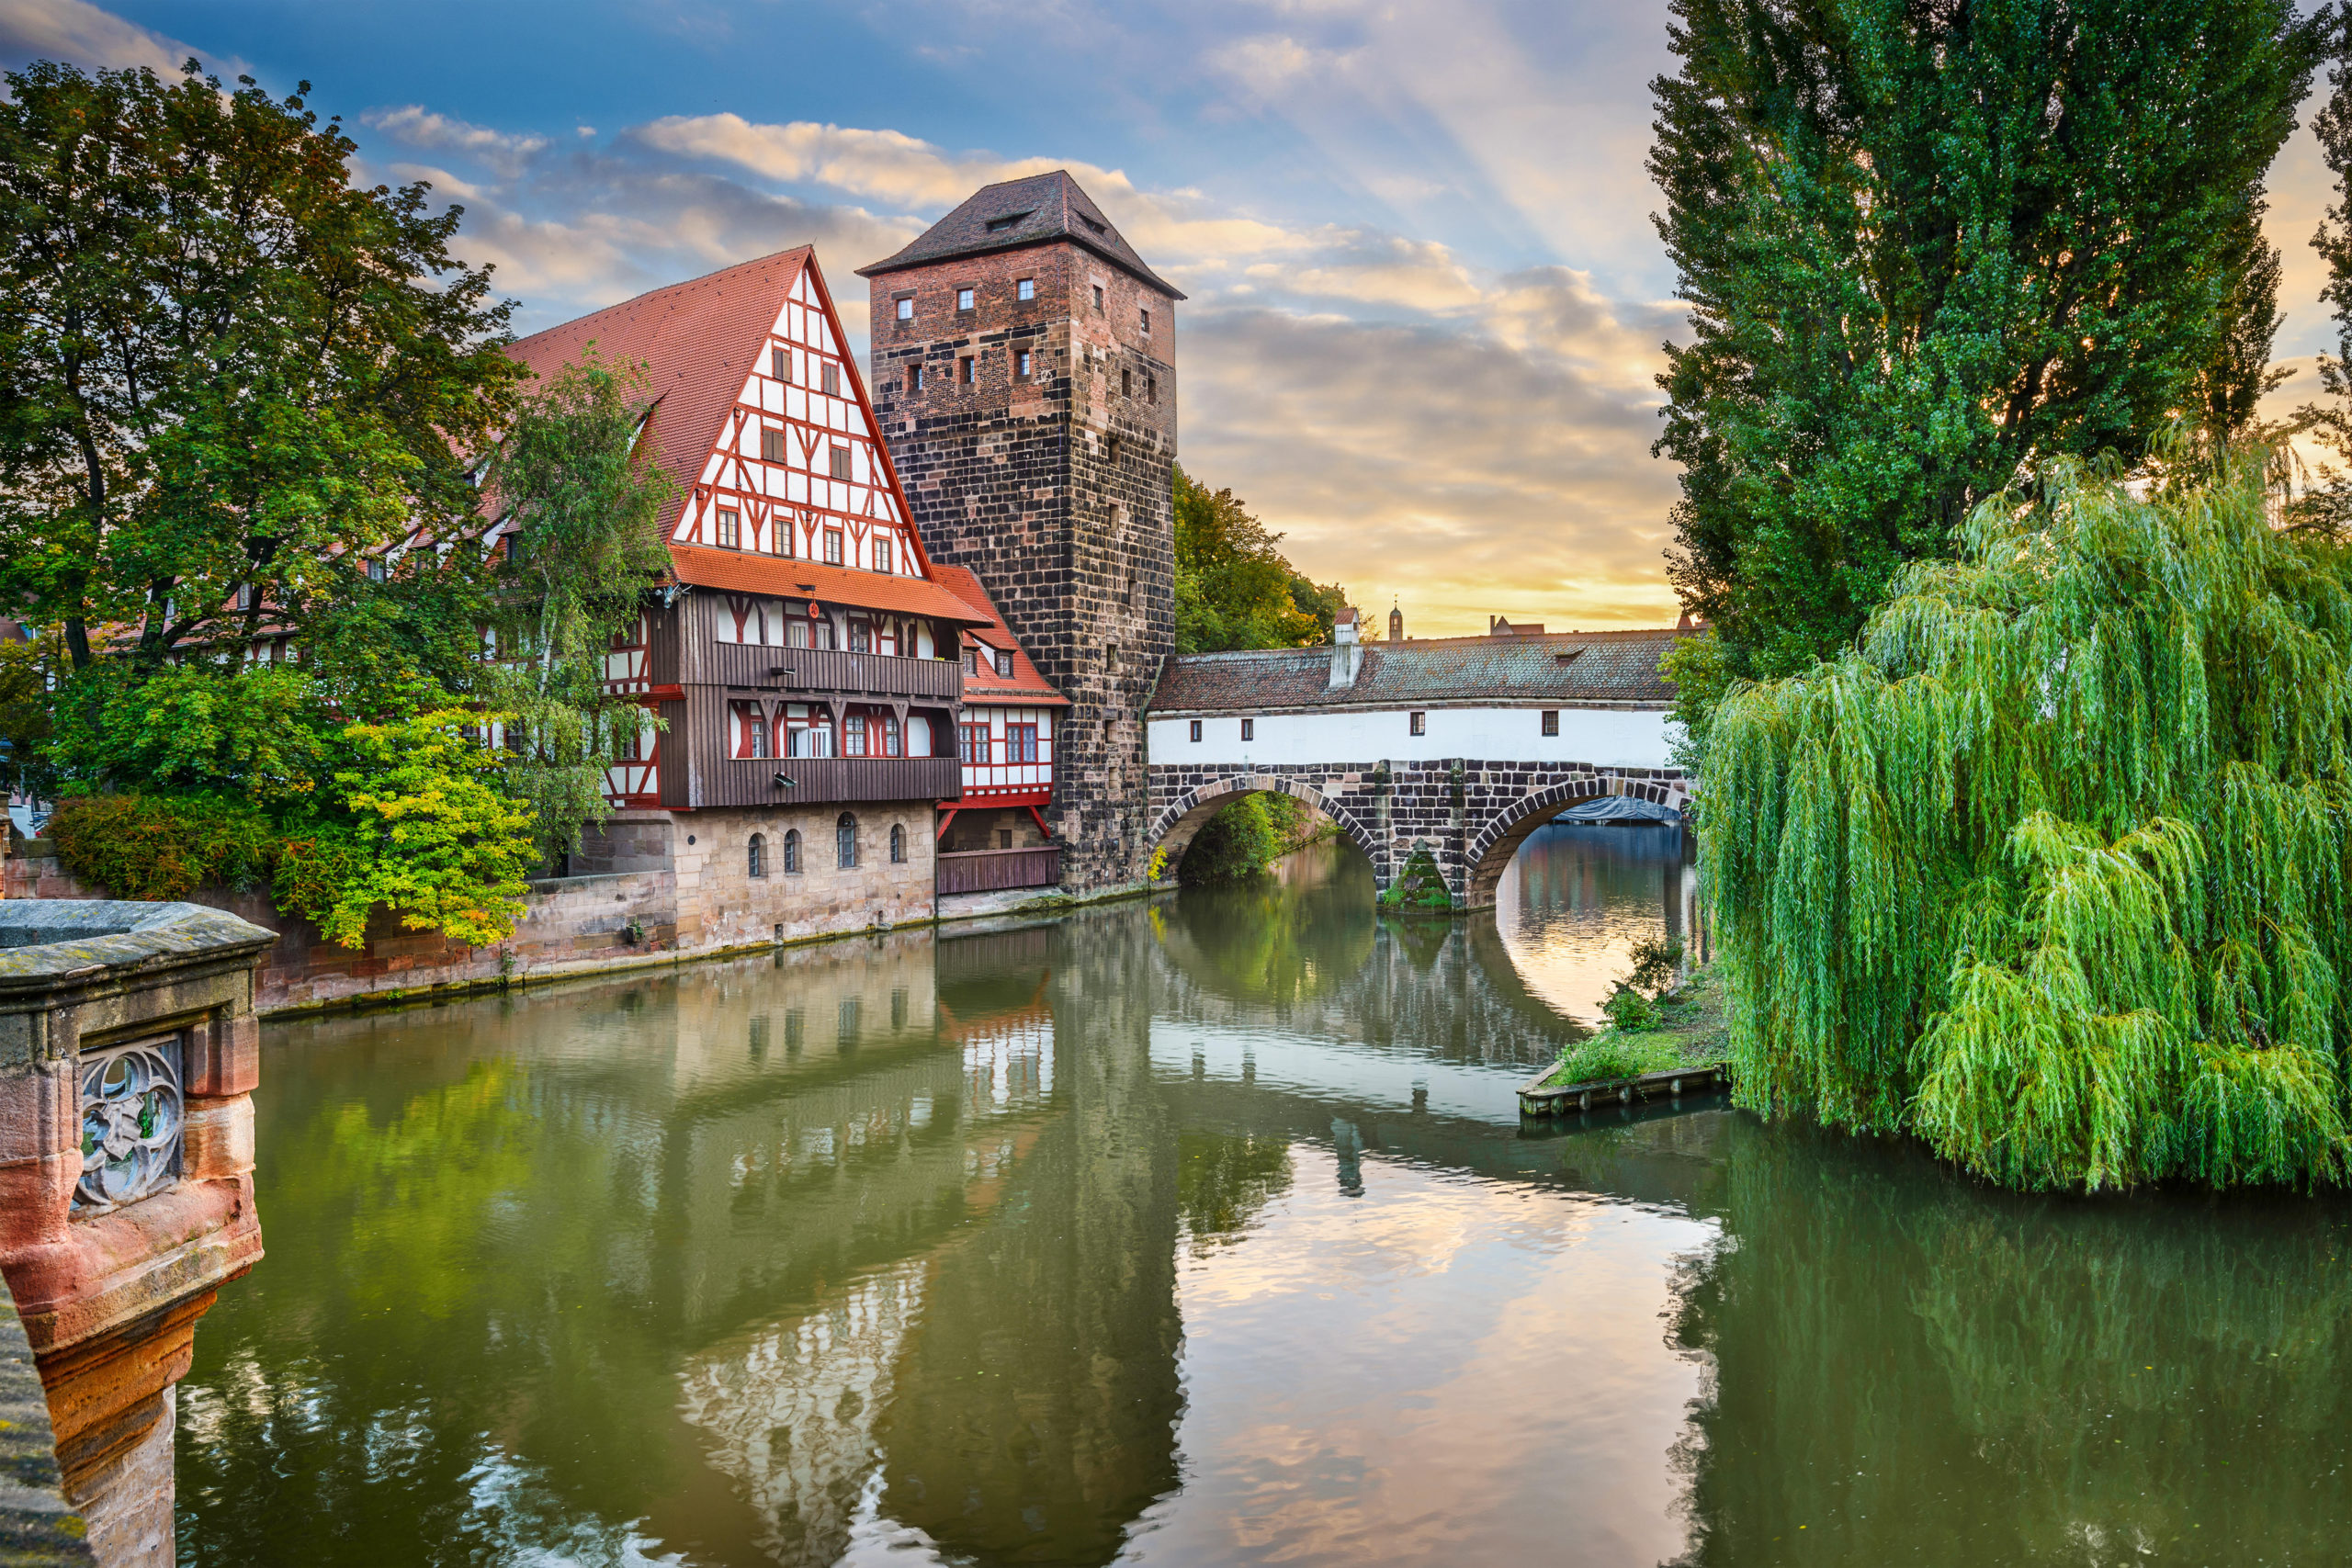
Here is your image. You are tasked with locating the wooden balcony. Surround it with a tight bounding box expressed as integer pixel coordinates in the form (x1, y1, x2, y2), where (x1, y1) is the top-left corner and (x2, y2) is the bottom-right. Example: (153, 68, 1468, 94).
(699, 641, 962, 701)
(937, 845, 1063, 895)
(700, 754, 962, 808)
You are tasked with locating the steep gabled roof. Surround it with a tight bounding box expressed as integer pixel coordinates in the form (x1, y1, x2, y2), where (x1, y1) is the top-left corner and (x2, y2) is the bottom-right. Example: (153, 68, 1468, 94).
(854, 171, 1185, 299)
(1149, 629, 1683, 714)
(931, 566, 1069, 705)
(504, 249, 813, 529)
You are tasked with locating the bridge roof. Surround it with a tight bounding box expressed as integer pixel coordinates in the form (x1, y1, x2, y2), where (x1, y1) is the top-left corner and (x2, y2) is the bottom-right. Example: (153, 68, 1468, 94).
(1149, 628, 1680, 714)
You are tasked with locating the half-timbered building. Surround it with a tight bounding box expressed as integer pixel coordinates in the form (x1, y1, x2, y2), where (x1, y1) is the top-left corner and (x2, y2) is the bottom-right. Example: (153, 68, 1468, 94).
(505, 247, 990, 945)
(931, 565, 1069, 896)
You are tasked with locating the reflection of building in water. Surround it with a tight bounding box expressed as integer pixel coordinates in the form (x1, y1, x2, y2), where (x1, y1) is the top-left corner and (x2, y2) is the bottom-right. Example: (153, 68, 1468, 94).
(877, 915, 1184, 1566)
(678, 1259, 928, 1567)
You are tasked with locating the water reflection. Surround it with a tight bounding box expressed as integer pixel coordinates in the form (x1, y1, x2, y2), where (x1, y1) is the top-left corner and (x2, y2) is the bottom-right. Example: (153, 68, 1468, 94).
(1498, 821, 1701, 1020)
(176, 836, 2352, 1567)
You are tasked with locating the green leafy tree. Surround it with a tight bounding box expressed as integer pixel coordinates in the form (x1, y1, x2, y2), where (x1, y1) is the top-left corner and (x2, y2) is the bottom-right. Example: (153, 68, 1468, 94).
(1173, 466, 1344, 654)
(1650, 0, 2327, 690)
(479, 352, 676, 865)
(0, 58, 520, 674)
(1703, 442, 2352, 1191)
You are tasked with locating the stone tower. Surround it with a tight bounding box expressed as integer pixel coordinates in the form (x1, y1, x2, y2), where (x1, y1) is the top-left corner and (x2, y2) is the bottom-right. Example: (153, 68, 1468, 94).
(858, 172, 1181, 892)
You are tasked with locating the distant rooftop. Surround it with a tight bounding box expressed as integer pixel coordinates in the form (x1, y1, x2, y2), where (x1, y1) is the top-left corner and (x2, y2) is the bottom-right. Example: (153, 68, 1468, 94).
(856, 171, 1185, 299)
(1150, 628, 1683, 714)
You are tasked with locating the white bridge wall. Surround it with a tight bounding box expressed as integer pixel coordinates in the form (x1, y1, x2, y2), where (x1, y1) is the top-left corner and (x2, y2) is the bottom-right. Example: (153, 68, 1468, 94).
(1148, 705, 1679, 770)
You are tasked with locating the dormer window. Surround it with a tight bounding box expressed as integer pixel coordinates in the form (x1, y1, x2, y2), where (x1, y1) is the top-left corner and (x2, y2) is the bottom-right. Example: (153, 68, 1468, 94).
(996, 648, 1014, 678)
(963, 646, 977, 675)
(986, 210, 1032, 232)
(1080, 213, 1107, 234)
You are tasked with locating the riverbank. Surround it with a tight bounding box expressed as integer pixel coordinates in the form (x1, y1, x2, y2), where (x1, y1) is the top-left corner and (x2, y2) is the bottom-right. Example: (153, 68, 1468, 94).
(1518, 964, 1727, 1114)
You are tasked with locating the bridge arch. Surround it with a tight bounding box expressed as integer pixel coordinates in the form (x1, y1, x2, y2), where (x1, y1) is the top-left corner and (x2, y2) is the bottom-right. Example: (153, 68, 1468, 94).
(1462, 773, 1678, 908)
(1148, 773, 1385, 882)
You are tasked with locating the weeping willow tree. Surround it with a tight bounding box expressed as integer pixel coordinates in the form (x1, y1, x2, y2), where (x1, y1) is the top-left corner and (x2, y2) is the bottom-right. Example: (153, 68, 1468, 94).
(1704, 443, 2352, 1190)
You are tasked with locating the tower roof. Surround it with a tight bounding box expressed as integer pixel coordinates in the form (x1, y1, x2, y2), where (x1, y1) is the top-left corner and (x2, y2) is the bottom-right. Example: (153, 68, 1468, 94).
(855, 171, 1185, 299)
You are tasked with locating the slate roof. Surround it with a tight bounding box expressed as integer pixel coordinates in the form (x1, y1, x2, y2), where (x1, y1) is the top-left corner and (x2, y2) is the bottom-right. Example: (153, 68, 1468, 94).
(503, 248, 815, 539)
(855, 171, 1185, 299)
(669, 547, 993, 626)
(1148, 629, 1683, 714)
(930, 565, 1069, 705)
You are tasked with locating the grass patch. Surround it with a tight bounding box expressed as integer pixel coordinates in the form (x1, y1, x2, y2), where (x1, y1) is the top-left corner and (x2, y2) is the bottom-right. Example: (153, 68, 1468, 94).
(1543, 964, 1727, 1089)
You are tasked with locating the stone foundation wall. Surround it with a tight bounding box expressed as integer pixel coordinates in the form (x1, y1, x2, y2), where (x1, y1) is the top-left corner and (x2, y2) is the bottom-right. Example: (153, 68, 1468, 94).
(1, 797, 944, 1016)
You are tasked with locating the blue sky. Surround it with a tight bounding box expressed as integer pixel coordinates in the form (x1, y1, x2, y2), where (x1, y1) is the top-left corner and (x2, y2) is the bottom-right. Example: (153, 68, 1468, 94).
(3, 0, 2341, 634)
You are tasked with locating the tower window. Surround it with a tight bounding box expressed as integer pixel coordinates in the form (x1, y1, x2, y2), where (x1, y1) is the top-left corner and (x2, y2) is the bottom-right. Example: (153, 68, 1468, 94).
(716, 509, 741, 548)
(959, 355, 975, 385)
(1542, 710, 1560, 737)
(1147, 375, 1158, 404)
(1092, 284, 1103, 312)
(1241, 717, 1254, 740)
(1017, 277, 1035, 300)
(824, 528, 844, 564)
(761, 426, 785, 463)
(772, 347, 792, 382)
(896, 296, 914, 320)
(1189, 720, 1202, 742)
(956, 288, 975, 310)
(830, 445, 852, 480)
(1014, 348, 1033, 380)
(1121, 368, 1132, 399)
(907, 363, 923, 393)
(821, 363, 841, 397)
(1139, 308, 1150, 334)
(1409, 711, 1427, 737)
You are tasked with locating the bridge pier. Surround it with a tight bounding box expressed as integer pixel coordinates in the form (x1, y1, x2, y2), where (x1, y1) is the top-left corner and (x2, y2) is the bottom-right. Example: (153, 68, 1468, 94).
(1146, 760, 1692, 908)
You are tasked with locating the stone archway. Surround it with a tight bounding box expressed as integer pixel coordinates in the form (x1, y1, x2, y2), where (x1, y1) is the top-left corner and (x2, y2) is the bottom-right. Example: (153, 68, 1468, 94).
(1147, 773, 1385, 883)
(1461, 775, 1632, 909)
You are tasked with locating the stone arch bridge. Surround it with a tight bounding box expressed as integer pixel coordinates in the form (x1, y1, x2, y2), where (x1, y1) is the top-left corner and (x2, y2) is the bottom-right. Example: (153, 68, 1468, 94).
(1142, 624, 1692, 908)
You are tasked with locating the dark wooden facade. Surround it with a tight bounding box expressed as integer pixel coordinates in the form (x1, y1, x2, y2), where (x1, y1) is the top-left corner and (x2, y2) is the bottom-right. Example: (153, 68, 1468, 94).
(936, 845, 1063, 894)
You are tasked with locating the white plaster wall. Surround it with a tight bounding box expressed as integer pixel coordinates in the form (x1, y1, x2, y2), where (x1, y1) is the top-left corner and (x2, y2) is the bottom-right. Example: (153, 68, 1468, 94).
(1148, 705, 1679, 769)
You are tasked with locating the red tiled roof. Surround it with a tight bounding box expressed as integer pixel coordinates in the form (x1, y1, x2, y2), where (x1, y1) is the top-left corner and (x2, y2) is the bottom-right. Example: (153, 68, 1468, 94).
(669, 546, 993, 626)
(930, 565, 1069, 705)
(503, 248, 812, 536)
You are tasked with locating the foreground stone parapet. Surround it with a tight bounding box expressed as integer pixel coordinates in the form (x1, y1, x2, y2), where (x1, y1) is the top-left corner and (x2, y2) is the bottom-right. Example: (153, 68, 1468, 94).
(0, 902, 275, 1568)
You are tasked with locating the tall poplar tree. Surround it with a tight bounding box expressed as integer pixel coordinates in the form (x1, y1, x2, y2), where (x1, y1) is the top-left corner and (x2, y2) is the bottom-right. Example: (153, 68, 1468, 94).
(1650, 0, 2328, 686)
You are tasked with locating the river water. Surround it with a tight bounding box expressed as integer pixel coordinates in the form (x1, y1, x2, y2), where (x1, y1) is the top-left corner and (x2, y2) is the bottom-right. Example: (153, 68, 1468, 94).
(180, 826, 2352, 1566)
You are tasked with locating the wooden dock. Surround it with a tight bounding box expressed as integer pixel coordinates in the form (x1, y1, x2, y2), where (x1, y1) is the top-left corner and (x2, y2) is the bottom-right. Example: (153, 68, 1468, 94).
(1517, 1061, 1734, 1117)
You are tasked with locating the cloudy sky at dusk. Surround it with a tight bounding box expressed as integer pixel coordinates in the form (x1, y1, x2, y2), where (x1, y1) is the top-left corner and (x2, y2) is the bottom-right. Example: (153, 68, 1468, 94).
(3, 0, 2343, 636)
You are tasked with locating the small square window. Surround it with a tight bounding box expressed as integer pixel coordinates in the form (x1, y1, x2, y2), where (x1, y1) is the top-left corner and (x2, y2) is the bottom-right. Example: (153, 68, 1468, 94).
(717, 508, 741, 548)
(956, 288, 975, 310)
(830, 444, 851, 480)
(1092, 283, 1104, 312)
(761, 426, 785, 463)
(1409, 711, 1427, 736)
(1189, 719, 1202, 742)
(1541, 710, 1559, 737)
(772, 346, 792, 382)
(1014, 348, 1033, 379)
(896, 296, 914, 320)
(907, 363, 923, 393)
(1017, 277, 1035, 300)
(959, 355, 975, 385)
(824, 528, 844, 564)
(1139, 308, 1150, 334)
(821, 363, 841, 397)
(1241, 717, 1254, 740)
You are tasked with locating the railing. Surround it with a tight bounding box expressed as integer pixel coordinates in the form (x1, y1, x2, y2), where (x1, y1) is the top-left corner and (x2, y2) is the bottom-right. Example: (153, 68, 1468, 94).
(937, 845, 1063, 895)
(707, 754, 962, 807)
(703, 641, 961, 700)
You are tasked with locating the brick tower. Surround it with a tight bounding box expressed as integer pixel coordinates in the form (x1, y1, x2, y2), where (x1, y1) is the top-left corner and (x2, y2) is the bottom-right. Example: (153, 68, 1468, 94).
(858, 172, 1180, 893)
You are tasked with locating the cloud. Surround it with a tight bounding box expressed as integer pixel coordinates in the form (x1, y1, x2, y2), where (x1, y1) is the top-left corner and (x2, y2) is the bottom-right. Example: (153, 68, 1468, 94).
(0, 0, 211, 74)
(363, 105, 551, 177)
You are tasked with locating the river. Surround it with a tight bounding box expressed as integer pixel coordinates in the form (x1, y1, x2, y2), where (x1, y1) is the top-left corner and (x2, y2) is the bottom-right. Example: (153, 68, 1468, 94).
(179, 825, 2352, 1566)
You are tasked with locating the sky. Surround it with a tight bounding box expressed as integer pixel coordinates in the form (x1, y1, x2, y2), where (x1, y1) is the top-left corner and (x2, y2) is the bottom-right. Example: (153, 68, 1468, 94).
(1, 0, 2343, 637)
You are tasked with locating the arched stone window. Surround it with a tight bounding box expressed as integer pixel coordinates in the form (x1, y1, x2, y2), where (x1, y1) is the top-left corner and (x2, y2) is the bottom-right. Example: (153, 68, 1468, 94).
(748, 832, 767, 878)
(783, 829, 801, 874)
(836, 813, 858, 869)
(889, 823, 906, 863)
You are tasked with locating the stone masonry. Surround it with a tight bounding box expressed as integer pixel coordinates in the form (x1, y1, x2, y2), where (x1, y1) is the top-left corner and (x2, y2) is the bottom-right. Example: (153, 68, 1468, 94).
(862, 175, 1178, 896)
(1147, 760, 1693, 908)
